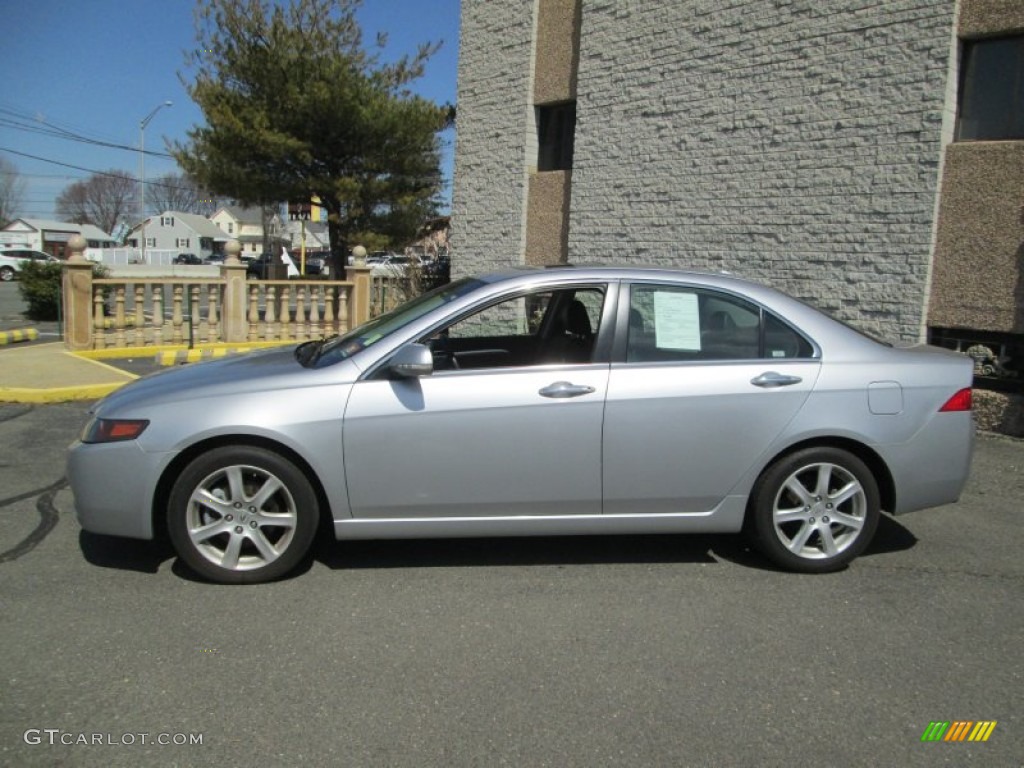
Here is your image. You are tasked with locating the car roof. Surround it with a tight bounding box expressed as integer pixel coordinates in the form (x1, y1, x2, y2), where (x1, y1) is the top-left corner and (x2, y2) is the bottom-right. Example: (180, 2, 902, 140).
(476, 264, 771, 294)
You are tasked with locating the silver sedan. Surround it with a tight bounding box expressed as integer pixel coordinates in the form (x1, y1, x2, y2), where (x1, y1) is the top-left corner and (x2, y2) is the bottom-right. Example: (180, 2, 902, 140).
(67, 267, 975, 583)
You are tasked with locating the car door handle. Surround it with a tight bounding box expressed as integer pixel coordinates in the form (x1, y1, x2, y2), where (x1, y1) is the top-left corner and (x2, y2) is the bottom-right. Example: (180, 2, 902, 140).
(539, 381, 596, 399)
(751, 371, 803, 388)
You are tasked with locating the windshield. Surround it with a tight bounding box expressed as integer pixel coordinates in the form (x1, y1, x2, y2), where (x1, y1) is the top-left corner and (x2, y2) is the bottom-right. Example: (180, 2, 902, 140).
(307, 277, 484, 367)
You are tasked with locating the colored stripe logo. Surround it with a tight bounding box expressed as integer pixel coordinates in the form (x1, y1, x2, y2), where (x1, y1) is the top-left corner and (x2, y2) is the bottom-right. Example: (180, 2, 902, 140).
(921, 721, 997, 742)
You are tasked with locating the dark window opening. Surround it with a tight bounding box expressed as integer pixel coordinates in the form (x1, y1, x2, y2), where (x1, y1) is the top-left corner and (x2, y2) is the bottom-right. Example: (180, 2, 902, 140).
(929, 327, 1022, 392)
(537, 102, 576, 171)
(956, 35, 1024, 141)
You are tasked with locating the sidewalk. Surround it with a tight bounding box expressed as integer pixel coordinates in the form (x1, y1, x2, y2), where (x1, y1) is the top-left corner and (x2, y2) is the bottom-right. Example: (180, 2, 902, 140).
(0, 342, 139, 403)
(0, 339, 295, 404)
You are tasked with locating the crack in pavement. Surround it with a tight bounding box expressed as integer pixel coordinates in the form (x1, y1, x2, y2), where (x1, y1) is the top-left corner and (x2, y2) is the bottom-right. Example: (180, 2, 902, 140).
(0, 477, 68, 564)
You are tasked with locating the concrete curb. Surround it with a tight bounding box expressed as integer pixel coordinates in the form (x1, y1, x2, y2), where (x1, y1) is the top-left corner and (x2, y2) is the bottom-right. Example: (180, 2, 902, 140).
(0, 382, 128, 404)
(156, 348, 252, 366)
(0, 328, 38, 345)
(74, 340, 295, 361)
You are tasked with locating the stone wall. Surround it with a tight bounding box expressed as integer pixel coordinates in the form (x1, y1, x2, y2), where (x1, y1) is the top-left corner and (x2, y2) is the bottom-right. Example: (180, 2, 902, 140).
(450, 0, 536, 278)
(453, 0, 960, 342)
(567, 0, 957, 342)
(929, 142, 1024, 332)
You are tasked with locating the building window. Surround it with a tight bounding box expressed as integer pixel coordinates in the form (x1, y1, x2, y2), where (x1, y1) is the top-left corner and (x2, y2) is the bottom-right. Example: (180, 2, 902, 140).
(956, 35, 1024, 141)
(161, 216, 175, 227)
(227, 223, 234, 234)
(146, 237, 156, 248)
(176, 237, 190, 248)
(537, 101, 576, 171)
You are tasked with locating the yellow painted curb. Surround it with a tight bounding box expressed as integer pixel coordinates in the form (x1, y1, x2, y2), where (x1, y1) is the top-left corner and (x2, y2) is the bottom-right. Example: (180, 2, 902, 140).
(0, 328, 39, 345)
(74, 340, 295, 360)
(156, 348, 236, 366)
(0, 383, 128, 404)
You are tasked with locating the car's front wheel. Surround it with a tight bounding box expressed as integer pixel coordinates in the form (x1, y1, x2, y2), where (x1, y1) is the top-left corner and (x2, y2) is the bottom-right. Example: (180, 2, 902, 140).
(167, 446, 319, 584)
(748, 447, 880, 573)
(0, 266, 15, 282)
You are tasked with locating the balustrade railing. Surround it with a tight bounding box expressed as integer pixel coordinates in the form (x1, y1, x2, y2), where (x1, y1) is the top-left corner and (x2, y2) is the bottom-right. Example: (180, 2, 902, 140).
(244, 280, 349, 343)
(62, 242, 375, 352)
(86, 277, 358, 350)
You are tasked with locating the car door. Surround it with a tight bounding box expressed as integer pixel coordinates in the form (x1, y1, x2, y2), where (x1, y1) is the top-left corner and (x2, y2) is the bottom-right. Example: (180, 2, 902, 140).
(343, 284, 612, 519)
(603, 281, 821, 515)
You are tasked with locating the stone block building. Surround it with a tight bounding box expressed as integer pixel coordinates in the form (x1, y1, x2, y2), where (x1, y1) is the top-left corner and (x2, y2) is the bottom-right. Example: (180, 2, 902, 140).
(450, 0, 1023, 428)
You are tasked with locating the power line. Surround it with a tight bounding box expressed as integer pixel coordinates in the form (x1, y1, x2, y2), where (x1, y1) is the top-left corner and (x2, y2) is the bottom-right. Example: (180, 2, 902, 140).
(0, 147, 162, 186)
(0, 105, 174, 158)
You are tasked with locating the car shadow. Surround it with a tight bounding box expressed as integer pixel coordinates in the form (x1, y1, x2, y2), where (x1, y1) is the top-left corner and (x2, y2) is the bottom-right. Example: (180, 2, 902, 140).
(314, 532, 765, 571)
(863, 513, 918, 557)
(78, 531, 175, 574)
(79, 514, 919, 581)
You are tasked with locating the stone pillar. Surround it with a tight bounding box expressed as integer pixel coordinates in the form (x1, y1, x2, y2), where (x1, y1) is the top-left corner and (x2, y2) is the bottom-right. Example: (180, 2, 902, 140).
(62, 234, 95, 350)
(345, 265, 372, 328)
(220, 239, 249, 342)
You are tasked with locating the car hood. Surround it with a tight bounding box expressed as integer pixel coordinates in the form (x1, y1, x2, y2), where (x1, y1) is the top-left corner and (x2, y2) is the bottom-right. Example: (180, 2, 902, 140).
(93, 345, 358, 417)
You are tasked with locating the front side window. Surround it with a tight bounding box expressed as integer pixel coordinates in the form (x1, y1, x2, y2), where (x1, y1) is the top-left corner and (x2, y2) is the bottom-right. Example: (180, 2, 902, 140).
(426, 286, 606, 370)
(626, 285, 813, 363)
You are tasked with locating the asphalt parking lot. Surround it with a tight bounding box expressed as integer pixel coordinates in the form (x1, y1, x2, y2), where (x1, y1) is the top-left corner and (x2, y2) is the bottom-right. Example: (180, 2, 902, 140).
(0, 400, 1021, 767)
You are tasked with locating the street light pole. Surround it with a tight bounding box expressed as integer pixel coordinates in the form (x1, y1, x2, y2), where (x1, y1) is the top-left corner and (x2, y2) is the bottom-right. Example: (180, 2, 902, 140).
(138, 101, 172, 263)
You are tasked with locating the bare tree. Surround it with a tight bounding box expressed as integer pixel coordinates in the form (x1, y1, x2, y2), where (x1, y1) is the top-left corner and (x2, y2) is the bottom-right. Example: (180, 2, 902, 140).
(146, 173, 219, 216)
(0, 157, 27, 226)
(56, 170, 137, 235)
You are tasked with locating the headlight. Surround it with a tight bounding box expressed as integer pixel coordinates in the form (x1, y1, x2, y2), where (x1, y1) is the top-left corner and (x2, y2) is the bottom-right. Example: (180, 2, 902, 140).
(81, 418, 150, 444)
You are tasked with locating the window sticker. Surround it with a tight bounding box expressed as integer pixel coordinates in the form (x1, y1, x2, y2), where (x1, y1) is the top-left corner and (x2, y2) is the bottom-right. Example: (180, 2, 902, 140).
(654, 291, 701, 351)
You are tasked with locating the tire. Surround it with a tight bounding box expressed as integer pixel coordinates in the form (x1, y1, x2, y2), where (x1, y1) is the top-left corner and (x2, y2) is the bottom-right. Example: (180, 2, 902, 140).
(748, 447, 880, 573)
(0, 266, 15, 282)
(167, 446, 319, 584)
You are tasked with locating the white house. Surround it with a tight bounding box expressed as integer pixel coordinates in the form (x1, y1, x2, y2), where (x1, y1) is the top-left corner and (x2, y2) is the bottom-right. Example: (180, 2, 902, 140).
(127, 211, 228, 260)
(284, 219, 330, 254)
(0, 218, 116, 258)
(210, 205, 286, 256)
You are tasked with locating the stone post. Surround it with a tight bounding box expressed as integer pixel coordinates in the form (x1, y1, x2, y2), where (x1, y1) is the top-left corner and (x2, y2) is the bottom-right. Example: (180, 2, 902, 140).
(220, 239, 249, 342)
(62, 234, 95, 350)
(345, 265, 372, 329)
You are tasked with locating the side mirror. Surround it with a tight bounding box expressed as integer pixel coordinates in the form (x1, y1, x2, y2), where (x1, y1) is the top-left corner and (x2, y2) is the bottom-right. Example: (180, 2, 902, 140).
(389, 343, 434, 378)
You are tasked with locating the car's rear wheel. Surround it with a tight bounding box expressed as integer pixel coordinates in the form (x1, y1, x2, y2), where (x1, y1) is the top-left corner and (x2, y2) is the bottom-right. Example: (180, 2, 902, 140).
(167, 446, 318, 584)
(0, 266, 15, 282)
(748, 447, 880, 573)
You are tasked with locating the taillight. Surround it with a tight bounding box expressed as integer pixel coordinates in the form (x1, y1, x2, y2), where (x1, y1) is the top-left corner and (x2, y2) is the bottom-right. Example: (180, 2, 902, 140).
(939, 388, 972, 412)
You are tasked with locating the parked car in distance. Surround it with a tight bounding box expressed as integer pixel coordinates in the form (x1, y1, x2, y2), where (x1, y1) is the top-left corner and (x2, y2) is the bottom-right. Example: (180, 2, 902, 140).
(245, 251, 296, 279)
(370, 253, 424, 277)
(67, 266, 975, 584)
(0, 248, 59, 281)
(294, 252, 324, 276)
(173, 253, 203, 265)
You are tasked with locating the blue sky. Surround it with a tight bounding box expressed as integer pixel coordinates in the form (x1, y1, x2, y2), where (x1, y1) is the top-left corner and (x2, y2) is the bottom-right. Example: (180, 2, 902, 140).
(0, 0, 460, 224)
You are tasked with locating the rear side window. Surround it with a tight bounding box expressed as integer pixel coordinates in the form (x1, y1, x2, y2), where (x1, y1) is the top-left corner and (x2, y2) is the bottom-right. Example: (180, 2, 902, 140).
(626, 284, 814, 363)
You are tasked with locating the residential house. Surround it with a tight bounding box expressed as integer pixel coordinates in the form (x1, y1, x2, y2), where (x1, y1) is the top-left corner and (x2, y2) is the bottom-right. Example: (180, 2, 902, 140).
(0, 219, 116, 258)
(127, 211, 228, 260)
(284, 219, 331, 255)
(210, 205, 286, 256)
